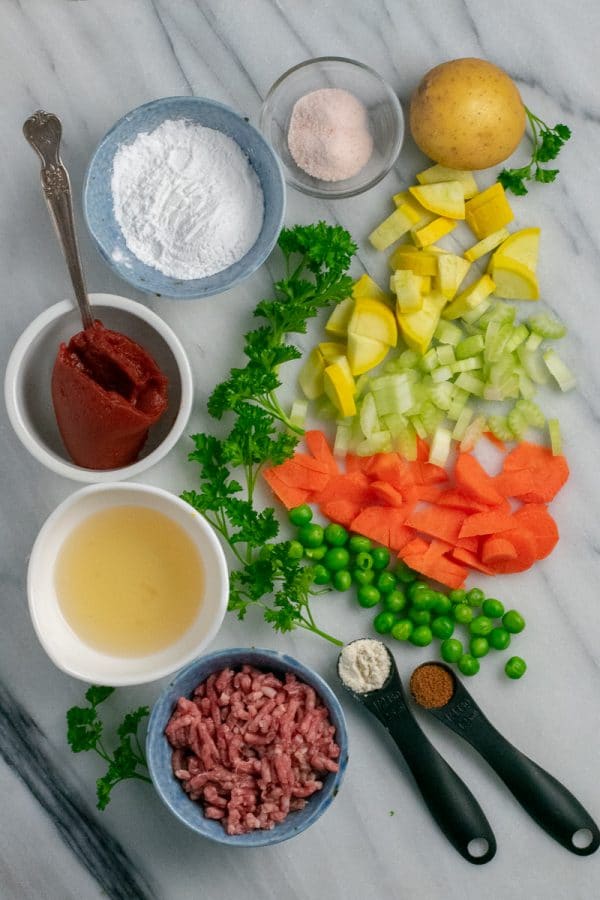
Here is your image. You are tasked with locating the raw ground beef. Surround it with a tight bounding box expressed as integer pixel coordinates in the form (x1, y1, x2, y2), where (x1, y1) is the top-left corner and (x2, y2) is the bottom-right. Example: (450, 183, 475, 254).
(165, 665, 340, 835)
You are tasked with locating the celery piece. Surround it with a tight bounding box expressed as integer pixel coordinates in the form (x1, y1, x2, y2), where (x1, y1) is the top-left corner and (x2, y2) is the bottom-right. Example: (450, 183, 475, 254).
(455, 334, 485, 360)
(478, 301, 516, 330)
(360, 392, 380, 438)
(354, 373, 371, 398)
(451, 356, 483, 374)
(487, 354, 515, 385)
(455, 372, 485, 397)
(289, 400, 308, 429)
(383, 413, 408, 438)
(431, 365, 453, 383)
(357, 431, 393, 456)
(517, 347, 550, 385)
(420, 348, 439, 372)
(460, 414, 487, 452)
(447, 388, 469, 421)
(333, 422, 353, 456)
(528, 314, 567, 340)
(548, 418, 563, 455)
(462, 299, 491, 324)
(436, 344, 456, 366)
(372, 378, 414, 416)
(314, 396, 339, 420)
(505, 324, 530, 353)
(525, 332, 543, 352)
(507, 405, 528, 440)
(411, 416, 428, 439)
(397, 349, 420, 369)
(488, 415, 514, 442)
(420, 401, 444, 435)
(452, 405, 474, 441)
(485, 322, 513, 363)
(515, 399, 545, 428)
(429, 426, 453, 467)
(543, 349, 576, 391)
(434, 319, 463, 346)
(429, 381, 454, 411)
(517, 369, 536, 400)
(396, 422, 418, 460)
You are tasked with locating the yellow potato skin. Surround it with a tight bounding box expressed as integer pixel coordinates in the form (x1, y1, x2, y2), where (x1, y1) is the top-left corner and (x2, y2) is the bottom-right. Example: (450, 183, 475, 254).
(410, 58, 526, 170)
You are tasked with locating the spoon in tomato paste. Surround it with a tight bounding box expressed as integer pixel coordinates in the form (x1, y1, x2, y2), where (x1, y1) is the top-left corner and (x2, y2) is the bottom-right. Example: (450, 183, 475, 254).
(23, 112, 168, 470)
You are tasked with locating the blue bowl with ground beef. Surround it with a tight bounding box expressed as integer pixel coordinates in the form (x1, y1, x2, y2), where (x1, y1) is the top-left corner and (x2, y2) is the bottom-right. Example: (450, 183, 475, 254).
(146, 647, 348, 846)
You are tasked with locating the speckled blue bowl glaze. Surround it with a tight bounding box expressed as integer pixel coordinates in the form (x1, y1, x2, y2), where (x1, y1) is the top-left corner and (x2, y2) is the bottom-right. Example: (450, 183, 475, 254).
(83, 97, 286, 299)
(146, 647, 348, 846)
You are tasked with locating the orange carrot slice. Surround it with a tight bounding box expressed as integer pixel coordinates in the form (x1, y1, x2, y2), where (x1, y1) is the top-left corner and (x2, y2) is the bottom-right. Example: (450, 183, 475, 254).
(451, 546, 494, 575)
(494, 469, 537, 498)
(407, 506, 466, 544)
(482, 529, 537, 573)
(437, 490, 495, 513)
(262, 469, 311, 509)
(459, 510, 515, 539)
(305, 430, 339, 476)
(320, 499, 363, 527)
(350, 506, 396, 547)
(483, 431, 507, 452)
(513, 503, 559, 559)
(455, 453, 505, 506)
(401, 548, 468, 589)
(370, 481, 406, 508)
(407, 460, 448, 485)
(481, 537, 518, 564)
(314, 471, 373, 505)
(503, 442, 569, 503)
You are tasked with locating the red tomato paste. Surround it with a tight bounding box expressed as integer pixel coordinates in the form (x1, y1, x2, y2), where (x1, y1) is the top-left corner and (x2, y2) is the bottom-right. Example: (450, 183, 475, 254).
(51, 321, 168, 469)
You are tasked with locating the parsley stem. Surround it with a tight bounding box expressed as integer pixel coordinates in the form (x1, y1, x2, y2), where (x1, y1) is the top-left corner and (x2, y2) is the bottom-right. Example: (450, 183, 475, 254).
(299, 620, 344, 647)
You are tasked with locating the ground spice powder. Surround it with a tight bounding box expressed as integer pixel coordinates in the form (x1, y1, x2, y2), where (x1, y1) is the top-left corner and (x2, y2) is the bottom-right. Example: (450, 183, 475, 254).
(410, 663, 455, 709)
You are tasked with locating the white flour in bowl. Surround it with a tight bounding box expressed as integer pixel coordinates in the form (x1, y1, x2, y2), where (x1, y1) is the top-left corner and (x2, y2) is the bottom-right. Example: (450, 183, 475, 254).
(111, 118, 264, 280)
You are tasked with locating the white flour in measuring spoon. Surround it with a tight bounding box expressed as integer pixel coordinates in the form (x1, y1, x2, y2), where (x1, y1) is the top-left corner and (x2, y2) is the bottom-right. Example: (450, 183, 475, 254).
(111, 119, 264, 280)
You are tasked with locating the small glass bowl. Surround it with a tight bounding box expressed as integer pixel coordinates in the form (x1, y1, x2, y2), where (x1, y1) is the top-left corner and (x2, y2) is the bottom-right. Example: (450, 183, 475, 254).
(260, 56, 404, 199)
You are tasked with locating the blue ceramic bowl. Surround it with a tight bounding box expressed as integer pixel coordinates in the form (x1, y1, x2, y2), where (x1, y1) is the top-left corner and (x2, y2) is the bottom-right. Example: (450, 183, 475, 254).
(83, 97, 286, 299)
(147, 647, 348, 846)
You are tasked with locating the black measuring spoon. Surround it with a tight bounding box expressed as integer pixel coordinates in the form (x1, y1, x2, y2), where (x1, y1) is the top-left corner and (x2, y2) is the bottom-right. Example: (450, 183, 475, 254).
(412, 663, 599, 856)
(337, 642, 496, 864)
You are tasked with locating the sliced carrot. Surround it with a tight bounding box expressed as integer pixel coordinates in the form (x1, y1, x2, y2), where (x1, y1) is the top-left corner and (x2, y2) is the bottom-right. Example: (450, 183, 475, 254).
(481, 536, 518, 564)
(370, 481, 406, 508)
(269, 455, 331, 492)
(399, 536, 430, 557)
(365, 453, 413, 490)
(262, 469, 311, 509)
(453, 535, 480, 554)
(304, 430, 339, 476)
(483, 431, 507, 452)
(389, 522, 415, 551)
(407, 506, 466, 544)
(320, 499, 363, 528)
(494, 469, 537, 498)
(513, 504, 559, 559)
(459, 510, 515, 539)
(451, 546, 494, 575)
(413, 484, 446, 503)
(401, 548, 468, 590)
(313, 471, 373, 506)
(407, 460, 448, 485)
(482, 529, 537, 574)
(350, 506, 396, 547)
(503, 442, 569, 503)
(437, 489, 494, 513)
(344, 453, 362, 473)
(454, 453, 505, 506)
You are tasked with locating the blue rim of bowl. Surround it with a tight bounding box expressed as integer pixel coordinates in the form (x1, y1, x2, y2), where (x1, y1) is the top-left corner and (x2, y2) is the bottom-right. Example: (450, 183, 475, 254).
(83, 97, 286, 299)
(146, 647, 349, 846)
(260, 56, 404, 199)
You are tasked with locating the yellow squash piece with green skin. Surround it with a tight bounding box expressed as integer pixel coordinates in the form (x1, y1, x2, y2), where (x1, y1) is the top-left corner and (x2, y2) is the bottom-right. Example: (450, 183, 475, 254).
(391, 270, 423, 312)
(464, 228, 511, 262)
(492, 227, 540, 272)
(347, 332, 390, 376)
(318, 341, 346, 363)
(409, 181, 466, 219)
(442, 274, 496, 320)
(368, 203, 422, 251)
(412, 216, 457, 248)
(389, 245, 439, 276)
(490, 258, 539, 300)
(416, 164, 479, 199)
(325, 296, 355, 337)
(348, 297, 398, 346)
(465, 183, 514, 239)
(323, 357, 357, 417)
(392, 191, 435, 227)
(397, 290, 447, 355)
(436, 254, 472, 299)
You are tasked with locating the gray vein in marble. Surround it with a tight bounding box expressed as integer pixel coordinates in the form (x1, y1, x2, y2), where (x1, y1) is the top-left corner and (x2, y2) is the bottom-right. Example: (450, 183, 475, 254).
(0, 681, 157, 900)
(149, 0, 194, 95)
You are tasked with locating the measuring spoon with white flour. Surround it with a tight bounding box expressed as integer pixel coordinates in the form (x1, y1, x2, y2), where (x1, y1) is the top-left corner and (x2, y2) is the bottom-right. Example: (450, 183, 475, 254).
(337, 639, 496, 865)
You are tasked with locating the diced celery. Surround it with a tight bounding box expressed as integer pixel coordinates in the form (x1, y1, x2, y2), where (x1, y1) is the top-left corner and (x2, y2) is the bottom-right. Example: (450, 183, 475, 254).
(396, 422, 417, 460)
(359, 392, 380, 437)
(372, 377, 414, 415)
(383, 412, 408, 438)
(447, 388, 469, 421)
(477, 301, 516, 329)
(455, 334, 485, 359)
(452, 405, 474, 441)
(357, 431, 393, 456)
(487, 415, 514, 442)
(411, 416, 428, 439)
(451, 356, 482, 374)
(460, 415, 487, 452)
(517, 347, 550, 385)
(462, 299, 491, 324)
(485, 375, 519, 401)
(420, 348, 439, 372)
(434, 319, 463, 346)
(455, 372, 485, 397)
(528, 313, 567, 340)
(517, 369, 536, 400)
(515, 398, 545, 428)
(431, 365, 453, 383)
(429, 426, 453, 467)
(505, 324, 529, 353)
(543, 349, 576, 391)
(397, 349, 420, 369)
(485, 322, 513, 363)
(429, 381, 454, 411)
(420, 401, 444, 435)
(354, 373, 371, 398)
(436, 345, 456, 366)
(507, 405, 527, 439)
(314, 396, 339, 420)
(525, 332, 543, 352)
(289, 400, 308, 428)
(333, 422, 353, 456)
(548, 418, 563, 455)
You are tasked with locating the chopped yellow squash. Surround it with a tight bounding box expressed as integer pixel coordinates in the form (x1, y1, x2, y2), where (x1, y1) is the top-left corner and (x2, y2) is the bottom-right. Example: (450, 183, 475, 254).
(352, 274, 390, 303)
(409, 181, 466, 219)
(348, 297, 397, 346)
(325, 296, 355, 337)
(397, 291, 447, 355)
(436, 254, 472, 299)
(389, 246, 439, 276)
(323, 358, 357, 416)
(347, 332, 390, 376)
(492, 227, 540, 272)
(391, 270, 423, 313)
(490, 258, 539, 300)
(298, 347, 326, 399)
(416, 164, 478, 199)
(317, 341, 346, 363)
(368, 204, 422, 251)
(465, 183, 514, 239)
(464, 228, 511, 262)
(412, 216, 458, 248)
(442, 274, 496, 320)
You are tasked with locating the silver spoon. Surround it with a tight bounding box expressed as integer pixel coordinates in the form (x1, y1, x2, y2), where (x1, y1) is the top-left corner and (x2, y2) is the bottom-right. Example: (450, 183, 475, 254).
(23, 110, 94, 330)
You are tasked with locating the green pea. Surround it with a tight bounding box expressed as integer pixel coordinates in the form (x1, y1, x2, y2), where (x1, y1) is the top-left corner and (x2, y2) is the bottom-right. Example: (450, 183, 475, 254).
(453, 603, 473, 625)
(441, 638, 463, 663)
(349, 535, 372, 554)
(323, 547, 350, 572)
(391, 619, 413, 641)
(409, 608, 431, 626)
(355, 551, 373, 571)
(304, 544, 327, 560)
(431, 616, 454, 641)
(289, 504, 312, 527)
(470, 637, 489, 658)
(412, 589, 437, 611)
(383, 589, 406, 614)
(458, 654, 480, 676)
(503, 610, 526, 634)
(357, 585, 381, 608)
(298, 523, 324, 549)
(312, 564, 329, 585)
(287, 540, 304, 560)
(371, 547, 391, 570)
(408, 580, 429, 602)
(469, 615, 494, 637)
(466, 588, 485, 607)
(353, 568, 375, 586)
(482, 598, 505, 619)
(505, 656, 527, 679)
(489, 627, 511, 651)
(332, 569, 352, 592)
(376, 571, 397, 594)
(433, 592, 452, 615)
(395, 562, 418, 584)
(373, 611, 395, 635)
(409, 625, 433, 647)
(448, 588, 466, 604)
(324, 523, 348, 546)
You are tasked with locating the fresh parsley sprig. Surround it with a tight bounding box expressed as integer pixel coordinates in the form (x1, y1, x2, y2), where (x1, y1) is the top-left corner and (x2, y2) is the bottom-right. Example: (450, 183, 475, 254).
(184, 223, 356, 647)
(498, 107, 571, 195)
(67, 685, 151, 810)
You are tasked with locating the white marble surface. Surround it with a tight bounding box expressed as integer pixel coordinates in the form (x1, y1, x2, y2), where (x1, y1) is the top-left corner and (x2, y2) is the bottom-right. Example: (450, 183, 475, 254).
(2, 1, 600, 898)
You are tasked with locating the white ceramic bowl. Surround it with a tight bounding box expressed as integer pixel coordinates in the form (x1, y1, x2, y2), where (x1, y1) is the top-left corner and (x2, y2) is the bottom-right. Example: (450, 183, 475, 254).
(27, 483, 229, 685)
(4, 293, 193, 482)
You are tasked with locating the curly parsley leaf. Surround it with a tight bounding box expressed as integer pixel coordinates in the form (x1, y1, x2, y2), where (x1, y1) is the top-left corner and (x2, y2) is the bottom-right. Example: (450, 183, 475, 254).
(498, 107, 571, 195)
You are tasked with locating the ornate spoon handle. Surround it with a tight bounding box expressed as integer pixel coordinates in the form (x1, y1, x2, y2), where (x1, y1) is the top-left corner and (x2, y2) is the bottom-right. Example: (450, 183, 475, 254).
(23, 110, 94, 330)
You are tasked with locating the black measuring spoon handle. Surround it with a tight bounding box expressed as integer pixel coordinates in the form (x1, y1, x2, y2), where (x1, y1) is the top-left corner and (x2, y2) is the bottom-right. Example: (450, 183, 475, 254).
(385, 711, 496, 864)
(471, 728, 600, 856)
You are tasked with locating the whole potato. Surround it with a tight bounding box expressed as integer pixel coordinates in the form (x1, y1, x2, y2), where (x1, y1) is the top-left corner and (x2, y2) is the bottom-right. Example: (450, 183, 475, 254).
(410, 58, 526, 170)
